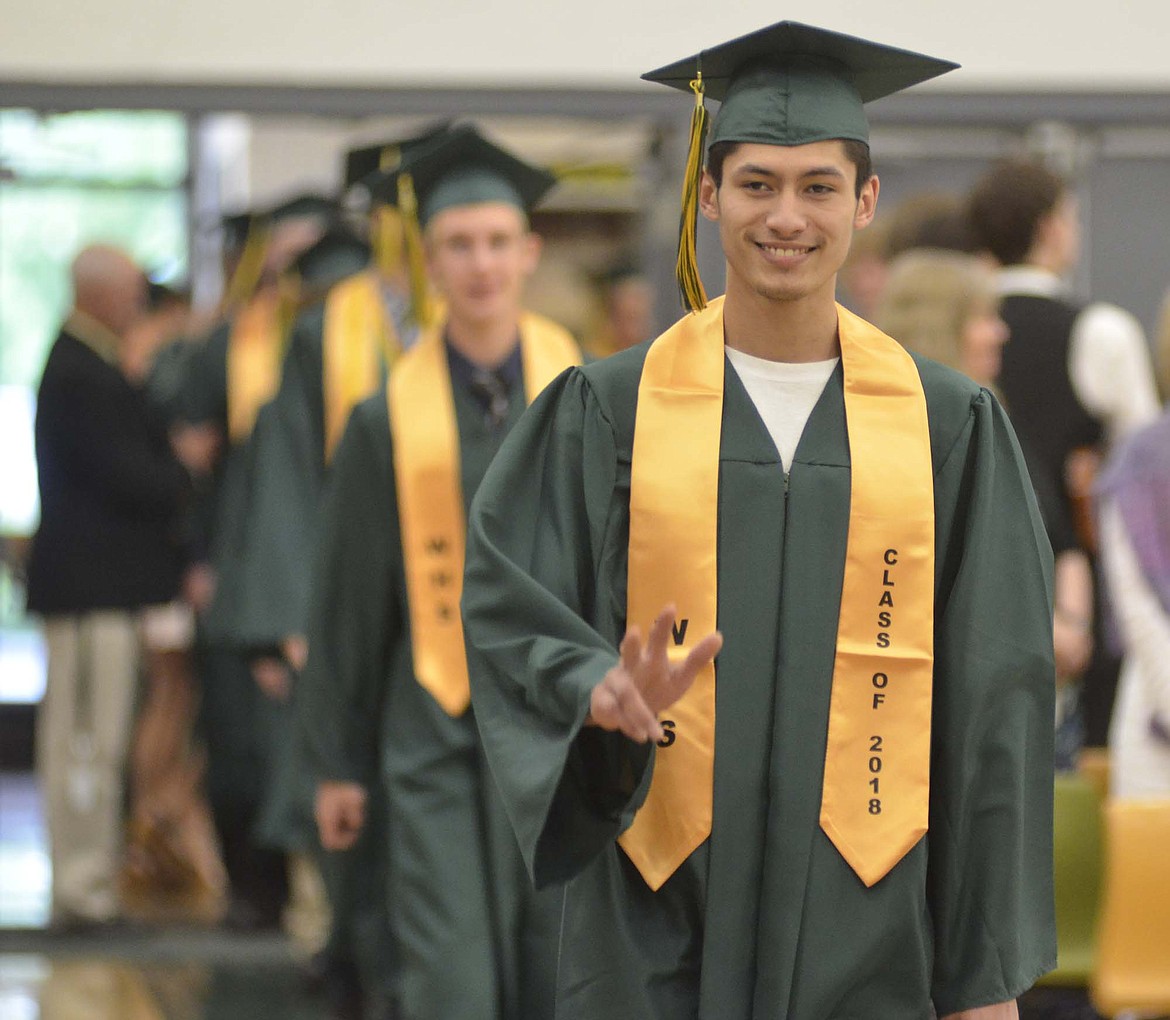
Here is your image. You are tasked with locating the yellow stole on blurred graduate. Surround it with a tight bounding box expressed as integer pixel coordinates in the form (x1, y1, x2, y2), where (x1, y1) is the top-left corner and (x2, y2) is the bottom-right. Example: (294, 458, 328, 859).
(226, 289, 285, 444)
(322, 270, 404, 462)
(388, 314, 580, 716)
(623, 295, 935, 891)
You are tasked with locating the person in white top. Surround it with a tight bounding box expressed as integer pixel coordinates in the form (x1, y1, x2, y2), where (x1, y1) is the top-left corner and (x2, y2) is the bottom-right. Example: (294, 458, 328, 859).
(993, 265, 1159, 445)
(968, 159, 1159, 448)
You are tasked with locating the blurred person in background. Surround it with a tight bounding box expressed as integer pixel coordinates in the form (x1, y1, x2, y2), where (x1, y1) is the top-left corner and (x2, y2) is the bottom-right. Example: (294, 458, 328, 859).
(247, 222, 387, 1020)
(228, 127, 452, 684)
(1096, 286, 1170, 796)
(25, 244, 216, 928)
(120, 281, 193, 389)
(174, 195, 335, 935)
(836, 214, 889, 320)
(883, 191, 979, 262)
(1096, 404, 1170, 796)
(874, 250, 1007, 389)
(119, 279, 228, 925)
(837, 190, 977, 323)
(220, 133, 449, 966)
(968, 158, 1160, 751)
(585, 263, 655, 357)
(305, 124, 581, 1020)
(875, 249, 1093, 768)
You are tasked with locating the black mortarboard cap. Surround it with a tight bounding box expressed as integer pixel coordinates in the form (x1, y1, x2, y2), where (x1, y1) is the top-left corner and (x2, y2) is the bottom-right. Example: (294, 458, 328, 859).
(642, 21, 957, 148)
(266, 192, 338, 223)
(364, 124, 556, 226)
(291, 225, 372, 288)
(642, 21, 956, 313)
(343, 121, 454, 190)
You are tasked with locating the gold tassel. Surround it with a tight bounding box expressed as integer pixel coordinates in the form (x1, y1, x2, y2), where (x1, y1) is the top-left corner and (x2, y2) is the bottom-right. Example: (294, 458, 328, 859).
(222, 220, 271, 313)
(675, 73, 709, 314)
(373, 206, 406, 279)
(374, 145, 406, 279)
(397, 172, 434, 327)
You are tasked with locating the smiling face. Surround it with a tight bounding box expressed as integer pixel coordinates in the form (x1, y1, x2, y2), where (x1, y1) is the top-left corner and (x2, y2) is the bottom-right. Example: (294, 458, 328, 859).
(699, 140, 878, 311)
(424, 201, 540, 330)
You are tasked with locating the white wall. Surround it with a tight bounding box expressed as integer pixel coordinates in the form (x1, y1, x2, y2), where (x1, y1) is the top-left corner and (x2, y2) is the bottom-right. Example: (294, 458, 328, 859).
(3, 0, 1170, 90)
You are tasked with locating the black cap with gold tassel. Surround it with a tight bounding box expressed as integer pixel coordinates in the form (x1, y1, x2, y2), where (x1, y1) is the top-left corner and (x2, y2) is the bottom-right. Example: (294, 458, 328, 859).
(675, 72, 709, 314)
(344, 123, 454, 289)
(221, 214, 271, 313)
(642, 21, 957, 312)
(395, 171, 437, 328)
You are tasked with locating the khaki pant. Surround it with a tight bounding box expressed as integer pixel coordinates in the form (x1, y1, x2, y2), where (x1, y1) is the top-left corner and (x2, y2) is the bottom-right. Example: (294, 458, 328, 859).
(36, 611, 140, 923)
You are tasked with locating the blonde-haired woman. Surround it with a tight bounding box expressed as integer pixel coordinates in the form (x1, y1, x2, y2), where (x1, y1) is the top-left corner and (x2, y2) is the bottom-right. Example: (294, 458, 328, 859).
(876, 248, 1093, 768)
(875, 249, 1007, 385)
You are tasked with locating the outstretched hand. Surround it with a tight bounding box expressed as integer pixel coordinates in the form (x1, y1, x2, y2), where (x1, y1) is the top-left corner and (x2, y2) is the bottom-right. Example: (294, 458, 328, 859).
(588, 605, 722, 744)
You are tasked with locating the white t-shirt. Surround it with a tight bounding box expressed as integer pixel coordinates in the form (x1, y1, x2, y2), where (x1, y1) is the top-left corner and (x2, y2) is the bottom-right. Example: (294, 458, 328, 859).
(725, 347, 840, 472)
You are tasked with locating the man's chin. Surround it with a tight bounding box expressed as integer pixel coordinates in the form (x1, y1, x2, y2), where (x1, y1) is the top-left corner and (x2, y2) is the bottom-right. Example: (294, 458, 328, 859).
(453, 296, 514, 325)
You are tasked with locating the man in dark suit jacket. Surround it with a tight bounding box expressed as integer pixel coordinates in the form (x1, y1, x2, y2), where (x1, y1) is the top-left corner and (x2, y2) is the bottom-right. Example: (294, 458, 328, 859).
(26, 244, 214, 926)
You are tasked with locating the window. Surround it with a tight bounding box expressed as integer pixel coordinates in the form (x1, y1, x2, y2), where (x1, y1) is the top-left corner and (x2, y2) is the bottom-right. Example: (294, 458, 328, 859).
(0, 109, 189, 704)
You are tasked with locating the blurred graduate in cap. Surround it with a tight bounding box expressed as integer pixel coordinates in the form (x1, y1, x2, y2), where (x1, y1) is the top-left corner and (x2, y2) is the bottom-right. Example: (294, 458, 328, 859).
(230, 143, 438, 1017)
(300, 123, 581, 1020)
(227, 124, 450, 676)
(154, 192, 335, 932)
(584, 262, 656, 358)
(218, 146, 447, 983)
(461, 22, 1055, 1020)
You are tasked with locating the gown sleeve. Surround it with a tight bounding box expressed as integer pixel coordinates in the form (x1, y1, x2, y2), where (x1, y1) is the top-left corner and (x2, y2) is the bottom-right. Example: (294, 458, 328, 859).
(463, 368, 652, 889)
(299, 396, 401, 785)
(928, 388, 1058, 1014)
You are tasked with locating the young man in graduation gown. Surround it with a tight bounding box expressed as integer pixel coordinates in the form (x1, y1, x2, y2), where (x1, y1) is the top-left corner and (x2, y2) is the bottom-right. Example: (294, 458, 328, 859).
(303, 124, 582, 1020)
(461, 23, 1056, 1020)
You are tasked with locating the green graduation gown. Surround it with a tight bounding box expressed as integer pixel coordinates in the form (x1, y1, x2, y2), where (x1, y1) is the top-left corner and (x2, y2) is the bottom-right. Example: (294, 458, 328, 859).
(301, 368, 562, 1020)
(462, 341, 1057, 1020)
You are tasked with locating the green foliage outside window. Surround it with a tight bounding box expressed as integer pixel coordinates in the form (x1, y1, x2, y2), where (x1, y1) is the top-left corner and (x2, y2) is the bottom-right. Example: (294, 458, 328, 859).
(0, 109, 188, 669)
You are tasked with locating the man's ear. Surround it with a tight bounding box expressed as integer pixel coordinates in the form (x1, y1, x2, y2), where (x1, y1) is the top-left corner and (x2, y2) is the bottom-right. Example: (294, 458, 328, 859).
(699, 171, 720, 223)
(853, 174, 880, 230)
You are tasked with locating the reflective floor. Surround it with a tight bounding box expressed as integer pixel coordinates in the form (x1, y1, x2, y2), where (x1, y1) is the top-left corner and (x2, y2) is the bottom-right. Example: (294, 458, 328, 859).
(0, 772, 334, 1020)
(0, 770, 1106, 1020)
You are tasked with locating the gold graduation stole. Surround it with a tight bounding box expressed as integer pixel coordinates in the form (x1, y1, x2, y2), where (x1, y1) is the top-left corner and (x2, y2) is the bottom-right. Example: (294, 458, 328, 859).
(226, 290, 284, 443)
(322, 271, 403, 462)
(623, 296, 935, 891)
(388, 313, 581, 716)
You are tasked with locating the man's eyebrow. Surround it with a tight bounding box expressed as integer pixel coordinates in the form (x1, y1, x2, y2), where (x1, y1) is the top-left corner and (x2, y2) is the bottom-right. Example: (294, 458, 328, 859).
(731, 163, 848, 180)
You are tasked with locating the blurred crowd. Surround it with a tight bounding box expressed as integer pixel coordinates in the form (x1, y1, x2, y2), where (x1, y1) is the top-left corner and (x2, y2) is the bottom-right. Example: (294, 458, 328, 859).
(17, 132, 1170, 1020)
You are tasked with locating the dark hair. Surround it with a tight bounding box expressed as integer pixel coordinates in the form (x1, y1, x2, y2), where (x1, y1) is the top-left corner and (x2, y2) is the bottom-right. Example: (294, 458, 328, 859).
(884, 192, 979, 259)
(705, 139, 874, 198)
(967, 159, 1066, 266)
